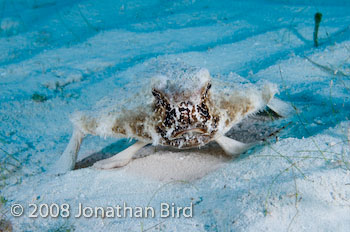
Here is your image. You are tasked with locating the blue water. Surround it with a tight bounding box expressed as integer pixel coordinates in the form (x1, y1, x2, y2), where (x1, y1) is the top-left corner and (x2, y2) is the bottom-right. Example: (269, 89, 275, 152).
(1, 0, 350, 231)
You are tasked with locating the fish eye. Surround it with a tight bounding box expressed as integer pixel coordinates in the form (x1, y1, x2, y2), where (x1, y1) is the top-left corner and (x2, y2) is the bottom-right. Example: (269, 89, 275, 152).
(197, 102, 210, 118)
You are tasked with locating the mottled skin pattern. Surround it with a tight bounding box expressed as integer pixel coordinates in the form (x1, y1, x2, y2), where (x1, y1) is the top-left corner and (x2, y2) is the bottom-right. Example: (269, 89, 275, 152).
(55, 67, 279, 173)
(152, 82, 220, 148)
(105, 81, 219, 148)
(77, 78, 261, 148)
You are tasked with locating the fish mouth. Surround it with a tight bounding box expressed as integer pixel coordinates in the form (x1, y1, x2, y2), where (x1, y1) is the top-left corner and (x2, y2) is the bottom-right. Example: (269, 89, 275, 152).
(172, 128, 207, 138)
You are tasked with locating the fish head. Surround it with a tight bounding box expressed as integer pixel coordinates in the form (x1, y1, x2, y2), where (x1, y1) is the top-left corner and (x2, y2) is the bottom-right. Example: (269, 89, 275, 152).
(152, 68, 220, 148)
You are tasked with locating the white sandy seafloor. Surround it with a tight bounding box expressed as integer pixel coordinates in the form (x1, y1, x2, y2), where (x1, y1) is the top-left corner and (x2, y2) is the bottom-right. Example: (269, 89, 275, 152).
(1, 0, 350, 231)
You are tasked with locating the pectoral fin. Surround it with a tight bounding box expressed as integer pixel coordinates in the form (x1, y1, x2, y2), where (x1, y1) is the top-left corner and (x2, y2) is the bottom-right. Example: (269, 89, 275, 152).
(215, 136, 253, 156)
(93, 141, 148, 169)
(51, 128, 85, 174)
(267, 98, 294, 118)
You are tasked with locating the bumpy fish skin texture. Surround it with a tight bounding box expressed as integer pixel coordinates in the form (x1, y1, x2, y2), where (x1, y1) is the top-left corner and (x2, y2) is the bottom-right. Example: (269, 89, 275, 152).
(70, 66, 277, 149)
(152, 74, 219, 148)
